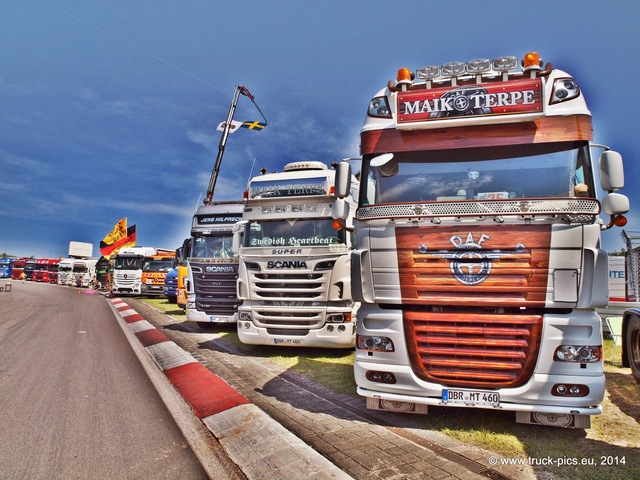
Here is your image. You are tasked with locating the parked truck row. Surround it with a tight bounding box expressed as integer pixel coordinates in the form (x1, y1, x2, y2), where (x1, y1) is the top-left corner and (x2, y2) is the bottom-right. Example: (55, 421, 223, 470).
(10, 52, 634, 430)
(169, 52, 638, 429)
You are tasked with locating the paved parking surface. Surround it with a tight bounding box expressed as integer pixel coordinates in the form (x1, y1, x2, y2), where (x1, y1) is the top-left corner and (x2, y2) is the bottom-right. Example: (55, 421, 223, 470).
(123, 297, 535, 480)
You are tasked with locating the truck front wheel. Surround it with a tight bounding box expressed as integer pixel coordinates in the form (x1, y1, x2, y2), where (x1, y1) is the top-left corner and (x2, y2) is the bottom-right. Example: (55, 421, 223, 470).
(625, 315, 640, 384)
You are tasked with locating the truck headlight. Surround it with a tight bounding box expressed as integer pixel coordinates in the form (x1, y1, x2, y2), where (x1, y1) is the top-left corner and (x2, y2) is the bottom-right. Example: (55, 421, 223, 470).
(554, 345, 601, 363)
(550, 78, 580, 104)
(357, 335, 394, 352)
(327, 313, 352, 323)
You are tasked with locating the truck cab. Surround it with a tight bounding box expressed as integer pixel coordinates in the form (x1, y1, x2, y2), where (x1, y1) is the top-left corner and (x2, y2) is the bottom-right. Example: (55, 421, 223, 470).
(112, 247, 157, 295)
(141, 252, 176, 296)
(235, 161, 359, 348)
(185, 202, 243, 326)
(339, 52, 628, 427)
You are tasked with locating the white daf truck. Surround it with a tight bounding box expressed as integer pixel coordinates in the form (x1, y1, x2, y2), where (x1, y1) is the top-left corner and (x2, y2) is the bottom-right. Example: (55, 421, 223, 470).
(235, 161, 359, 348)
(332, 52, 629, 427)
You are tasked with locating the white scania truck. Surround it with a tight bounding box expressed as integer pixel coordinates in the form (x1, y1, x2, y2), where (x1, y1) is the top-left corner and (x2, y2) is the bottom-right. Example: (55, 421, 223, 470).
(185, 201, 244, 326)
(235, 161, 359, 348)
(332, 52, 629, 427)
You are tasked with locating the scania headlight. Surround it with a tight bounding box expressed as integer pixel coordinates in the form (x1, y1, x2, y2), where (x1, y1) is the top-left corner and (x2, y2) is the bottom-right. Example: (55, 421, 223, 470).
(357, 335, 394, 352)
(554, 345, 601, 363)
(326, 313, 351, 323)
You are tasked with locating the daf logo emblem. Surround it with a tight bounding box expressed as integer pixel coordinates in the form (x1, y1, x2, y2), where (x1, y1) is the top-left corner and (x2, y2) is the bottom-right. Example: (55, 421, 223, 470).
(449, 249, 493, 285)
(421, 232, 519, 286)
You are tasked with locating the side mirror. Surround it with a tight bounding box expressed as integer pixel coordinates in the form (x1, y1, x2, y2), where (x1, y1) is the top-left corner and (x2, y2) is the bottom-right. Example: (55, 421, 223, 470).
(600, 150, 624, 191)
(333, 162, 351, 198)
(331, 198, 350, 220)
(602, 192, 629, 216)
(232, 221, 247, 254)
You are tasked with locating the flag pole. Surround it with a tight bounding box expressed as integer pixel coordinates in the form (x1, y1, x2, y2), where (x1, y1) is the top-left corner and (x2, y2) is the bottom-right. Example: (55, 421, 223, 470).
(205, 85, 245, 204)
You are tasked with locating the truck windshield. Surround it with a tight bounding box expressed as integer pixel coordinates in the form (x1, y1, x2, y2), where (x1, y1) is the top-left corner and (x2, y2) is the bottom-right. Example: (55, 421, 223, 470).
(191, 234, 234, 258)
(243, 219, 345, 247)
(143, 259, 175, 272)
(361, 141, 594, 206)
(114, 257, 144, 270)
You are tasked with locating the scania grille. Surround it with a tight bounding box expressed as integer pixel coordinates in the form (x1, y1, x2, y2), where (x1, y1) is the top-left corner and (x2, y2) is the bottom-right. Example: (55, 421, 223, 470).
(404, 310, 542, 389)
(253, 309, 323, 328)
(249, 272, 328, 302)
(193, 270, 239, 316)
(247, 270, 330, 328)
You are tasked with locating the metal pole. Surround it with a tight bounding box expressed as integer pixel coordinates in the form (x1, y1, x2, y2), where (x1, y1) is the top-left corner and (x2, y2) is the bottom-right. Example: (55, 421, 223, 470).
(205, 85, 243, 204)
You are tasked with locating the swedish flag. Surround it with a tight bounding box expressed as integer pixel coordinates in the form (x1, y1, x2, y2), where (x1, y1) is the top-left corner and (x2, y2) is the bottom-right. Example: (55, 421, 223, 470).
(241, 121, 267, 131)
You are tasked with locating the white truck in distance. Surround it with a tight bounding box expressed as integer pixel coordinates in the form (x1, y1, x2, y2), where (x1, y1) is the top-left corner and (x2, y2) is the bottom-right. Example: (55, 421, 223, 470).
(235, 161, 359, 348)
(59, 241, 94, 286)
(57, 258, 75, 286)
(333, 52, 629, 428)
(71, 258, 98, 288)
(111, 246, 158, 295)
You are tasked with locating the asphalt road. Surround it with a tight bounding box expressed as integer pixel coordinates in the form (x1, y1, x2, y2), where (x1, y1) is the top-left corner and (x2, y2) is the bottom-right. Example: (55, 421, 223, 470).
(0, 281, 233, 479)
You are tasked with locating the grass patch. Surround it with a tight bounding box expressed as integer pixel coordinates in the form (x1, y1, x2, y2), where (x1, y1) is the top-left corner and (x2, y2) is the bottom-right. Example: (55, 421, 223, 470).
(142, 296, 186, 318)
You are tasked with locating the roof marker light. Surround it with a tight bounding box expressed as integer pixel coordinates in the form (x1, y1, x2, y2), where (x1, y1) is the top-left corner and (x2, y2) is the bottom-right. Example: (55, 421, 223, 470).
(550, 78, 581, 104)
(368, 96, 391, 118)
(396, 68, 413, 86)
(522, 51, 542, 77)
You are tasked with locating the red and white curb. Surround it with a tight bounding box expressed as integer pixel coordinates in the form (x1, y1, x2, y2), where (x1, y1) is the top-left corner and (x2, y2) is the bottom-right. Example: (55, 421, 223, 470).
(109, 297, 352, 479)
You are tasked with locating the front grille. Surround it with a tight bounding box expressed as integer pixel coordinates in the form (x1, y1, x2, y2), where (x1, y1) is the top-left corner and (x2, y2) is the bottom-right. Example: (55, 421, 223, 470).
(247, 266, 333, 328)
(114, 274, 136, 287)
(394, 224, 550, 388)
(395, 224, 551, 308)
(358, 198, 600, 221)
(266, 328, 310, 336)
(192, 262, 239, 316)
(405, 310, 542, 389)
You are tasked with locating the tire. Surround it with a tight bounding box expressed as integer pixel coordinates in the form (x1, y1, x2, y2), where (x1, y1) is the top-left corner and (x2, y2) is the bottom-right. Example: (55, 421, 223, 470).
(625, 315, 640, 384)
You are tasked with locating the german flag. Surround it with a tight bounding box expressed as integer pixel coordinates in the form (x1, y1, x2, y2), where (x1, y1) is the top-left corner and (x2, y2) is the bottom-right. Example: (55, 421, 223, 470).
(100, 220, 136, 259)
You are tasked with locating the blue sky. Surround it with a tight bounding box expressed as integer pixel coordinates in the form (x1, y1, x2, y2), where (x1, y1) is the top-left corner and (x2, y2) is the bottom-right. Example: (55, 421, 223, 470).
(1, 0, 638, 258)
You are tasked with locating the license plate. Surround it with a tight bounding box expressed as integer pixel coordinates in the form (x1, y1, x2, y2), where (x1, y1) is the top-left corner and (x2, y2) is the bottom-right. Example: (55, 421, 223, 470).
(442, 389, 500, 407)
